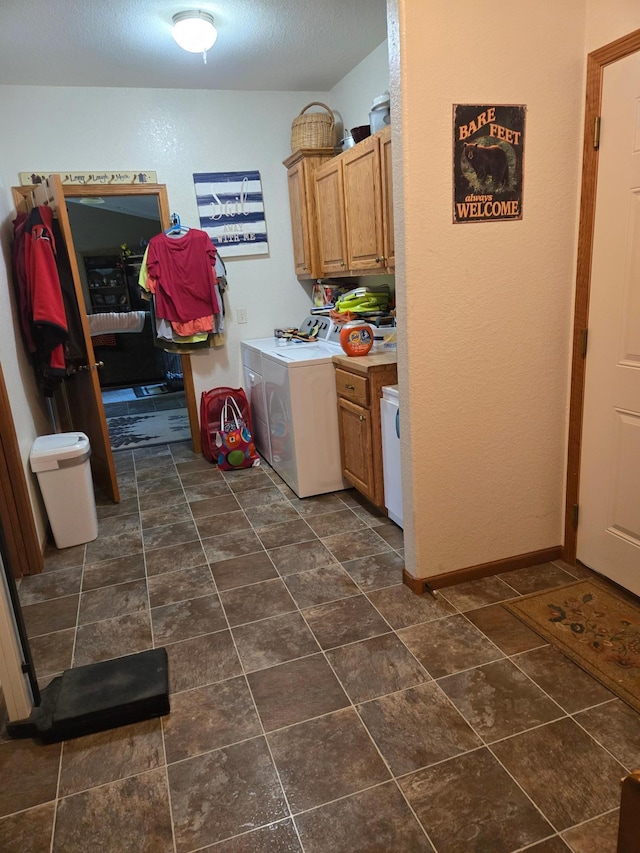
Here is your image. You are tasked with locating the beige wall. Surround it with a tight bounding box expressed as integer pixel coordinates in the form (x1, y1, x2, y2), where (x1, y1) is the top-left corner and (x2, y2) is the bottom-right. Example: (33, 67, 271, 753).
(586, 0, 640, 51)
(394, 0, 587, 578)
(394, 0, 640, 580)
(329, 41, 390, 140)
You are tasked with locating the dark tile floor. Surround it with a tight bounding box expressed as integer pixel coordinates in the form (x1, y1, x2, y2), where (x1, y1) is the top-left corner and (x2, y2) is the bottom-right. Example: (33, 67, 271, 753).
(3, 441, 638, 852)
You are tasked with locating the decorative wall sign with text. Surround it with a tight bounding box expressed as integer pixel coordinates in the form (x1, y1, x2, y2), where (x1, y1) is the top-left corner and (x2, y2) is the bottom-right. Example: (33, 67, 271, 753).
(19, 171, 157, 186)
(193, 170, 269, 256)
(453, 104, 526, 224)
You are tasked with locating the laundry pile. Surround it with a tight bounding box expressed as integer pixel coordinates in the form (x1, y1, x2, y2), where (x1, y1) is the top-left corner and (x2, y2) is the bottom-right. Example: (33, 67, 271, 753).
(137, 221, 228, 354)
(334, 284, 391, 315)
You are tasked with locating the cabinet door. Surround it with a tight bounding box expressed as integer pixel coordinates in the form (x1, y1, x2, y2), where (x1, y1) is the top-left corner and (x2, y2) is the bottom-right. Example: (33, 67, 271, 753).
(287, 160, 313, 278)
(337, 397, 375, 500)
(315, 159, 348, 274)
(342, 135, 385, 272)
(380, 125, 395, 271)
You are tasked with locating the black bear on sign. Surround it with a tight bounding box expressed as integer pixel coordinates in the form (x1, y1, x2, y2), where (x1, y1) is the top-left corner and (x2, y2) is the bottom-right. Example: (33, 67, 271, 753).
(463, 142, 509, 188)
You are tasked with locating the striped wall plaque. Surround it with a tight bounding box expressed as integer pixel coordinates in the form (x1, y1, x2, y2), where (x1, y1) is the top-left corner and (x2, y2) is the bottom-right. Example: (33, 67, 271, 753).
(193, 170, 269, 256)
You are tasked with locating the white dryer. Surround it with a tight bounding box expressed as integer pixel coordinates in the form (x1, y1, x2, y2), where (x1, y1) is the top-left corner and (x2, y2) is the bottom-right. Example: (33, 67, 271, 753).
(241, 318, 348, 498)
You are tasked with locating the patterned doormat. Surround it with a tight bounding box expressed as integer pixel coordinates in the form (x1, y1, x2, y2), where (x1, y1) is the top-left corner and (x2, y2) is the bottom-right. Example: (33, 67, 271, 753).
(506, 580, 640, 712)
(107, 409, 191, 450)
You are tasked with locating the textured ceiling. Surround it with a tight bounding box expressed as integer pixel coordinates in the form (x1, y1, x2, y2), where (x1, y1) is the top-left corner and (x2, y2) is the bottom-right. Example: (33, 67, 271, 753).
(0, 0, 388, 91)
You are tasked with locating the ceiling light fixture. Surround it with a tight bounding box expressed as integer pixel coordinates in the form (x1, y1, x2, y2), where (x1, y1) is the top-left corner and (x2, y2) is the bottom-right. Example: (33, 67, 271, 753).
(172, 10, 218, 64)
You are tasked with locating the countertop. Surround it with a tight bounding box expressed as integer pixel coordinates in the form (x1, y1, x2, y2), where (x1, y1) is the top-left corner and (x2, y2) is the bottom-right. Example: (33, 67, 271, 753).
(332, 351, 397, 376)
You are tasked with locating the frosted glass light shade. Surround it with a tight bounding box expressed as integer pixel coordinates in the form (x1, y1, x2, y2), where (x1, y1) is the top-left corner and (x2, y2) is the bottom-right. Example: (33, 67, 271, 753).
(172, 11, 218, 54)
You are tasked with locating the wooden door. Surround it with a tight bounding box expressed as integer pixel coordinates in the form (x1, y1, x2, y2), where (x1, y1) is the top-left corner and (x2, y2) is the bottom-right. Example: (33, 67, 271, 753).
(342, 135, 384, 272)
(577, 50, 640, 595)
(315, 159, 348, 274)
(0, 365, 43, 577)
(14, 176, 120, 502)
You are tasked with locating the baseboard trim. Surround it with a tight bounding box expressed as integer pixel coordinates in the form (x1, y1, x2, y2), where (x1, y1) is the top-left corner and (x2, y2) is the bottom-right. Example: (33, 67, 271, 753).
(403, 546, 564, 594)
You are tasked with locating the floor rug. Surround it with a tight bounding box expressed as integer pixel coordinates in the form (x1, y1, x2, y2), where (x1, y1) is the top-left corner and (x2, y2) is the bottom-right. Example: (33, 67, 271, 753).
(107, 409, 191, 450)
(505, 579, 640, 712)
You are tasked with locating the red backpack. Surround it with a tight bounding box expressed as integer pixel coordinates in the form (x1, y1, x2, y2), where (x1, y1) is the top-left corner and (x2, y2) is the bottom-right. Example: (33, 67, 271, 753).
(200, 386, 255, 465)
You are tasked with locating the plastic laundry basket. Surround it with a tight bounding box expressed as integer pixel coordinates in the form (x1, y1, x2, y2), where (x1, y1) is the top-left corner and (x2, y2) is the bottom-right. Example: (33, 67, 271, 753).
(30, 433, 98, 549)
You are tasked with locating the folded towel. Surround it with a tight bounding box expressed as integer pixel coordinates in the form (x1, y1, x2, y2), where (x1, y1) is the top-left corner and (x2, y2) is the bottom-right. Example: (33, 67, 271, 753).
(88, 311, 146, 335)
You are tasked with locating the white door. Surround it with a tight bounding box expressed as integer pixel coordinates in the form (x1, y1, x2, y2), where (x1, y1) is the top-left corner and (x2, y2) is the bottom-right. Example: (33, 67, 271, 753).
(578, 50, 640, 595)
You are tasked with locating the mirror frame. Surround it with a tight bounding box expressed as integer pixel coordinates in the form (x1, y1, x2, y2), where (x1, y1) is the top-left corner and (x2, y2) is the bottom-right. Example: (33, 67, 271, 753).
(11, 182, 201, 454)
(60, 182, 172, 221)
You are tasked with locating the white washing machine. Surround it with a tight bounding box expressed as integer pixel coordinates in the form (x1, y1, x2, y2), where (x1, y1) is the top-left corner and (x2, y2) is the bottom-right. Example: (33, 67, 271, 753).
(241, 317, 348, 498)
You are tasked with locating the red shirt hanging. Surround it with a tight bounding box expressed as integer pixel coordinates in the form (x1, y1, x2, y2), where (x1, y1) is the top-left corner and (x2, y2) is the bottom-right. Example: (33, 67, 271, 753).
(146, 229, 220, 323)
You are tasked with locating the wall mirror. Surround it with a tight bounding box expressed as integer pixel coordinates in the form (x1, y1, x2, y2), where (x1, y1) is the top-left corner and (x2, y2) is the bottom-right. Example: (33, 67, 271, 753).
(62, 183, 198, 448)
(65, 188, 172, 391)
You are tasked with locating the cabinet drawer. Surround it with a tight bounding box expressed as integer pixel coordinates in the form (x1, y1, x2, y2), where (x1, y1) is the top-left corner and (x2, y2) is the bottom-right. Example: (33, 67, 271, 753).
(335, 369, 369, 406)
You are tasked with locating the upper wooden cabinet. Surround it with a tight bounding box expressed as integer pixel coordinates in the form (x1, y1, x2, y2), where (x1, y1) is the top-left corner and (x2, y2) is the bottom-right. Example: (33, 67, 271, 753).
(342, 134, 385, 272)
(379, 125, 395, 271)
(315, 156, 348, 275)
(285, 128, 394, 279)
(283, 148, 334, 279)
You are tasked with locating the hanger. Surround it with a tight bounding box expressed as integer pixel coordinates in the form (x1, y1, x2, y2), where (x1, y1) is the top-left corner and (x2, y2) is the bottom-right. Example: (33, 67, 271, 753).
(28, 179, 55, 214)
(45, 178, 54, 207)
(165, 212, 190, 235)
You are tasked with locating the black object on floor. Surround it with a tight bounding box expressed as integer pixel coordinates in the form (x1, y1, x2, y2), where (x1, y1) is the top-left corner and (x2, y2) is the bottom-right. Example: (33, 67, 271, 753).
(134, 383, 170, 398)
(6, 648, 170, 743)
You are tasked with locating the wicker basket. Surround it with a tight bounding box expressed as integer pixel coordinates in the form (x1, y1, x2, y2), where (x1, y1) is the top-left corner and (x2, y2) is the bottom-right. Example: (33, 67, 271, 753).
(291, 102, 335, 152)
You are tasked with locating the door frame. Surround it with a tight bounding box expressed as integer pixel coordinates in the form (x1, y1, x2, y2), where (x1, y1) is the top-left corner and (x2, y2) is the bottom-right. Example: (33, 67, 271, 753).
(0, 365, 43, 578)
(564, 28, 640, 564)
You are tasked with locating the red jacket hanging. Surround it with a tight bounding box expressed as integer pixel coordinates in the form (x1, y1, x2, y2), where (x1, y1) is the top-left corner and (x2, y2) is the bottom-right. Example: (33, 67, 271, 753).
(13, 205, 69, 394)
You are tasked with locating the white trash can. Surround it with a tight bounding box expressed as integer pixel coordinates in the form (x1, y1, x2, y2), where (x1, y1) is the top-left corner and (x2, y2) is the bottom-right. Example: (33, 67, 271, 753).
(30, 432, 98, 549)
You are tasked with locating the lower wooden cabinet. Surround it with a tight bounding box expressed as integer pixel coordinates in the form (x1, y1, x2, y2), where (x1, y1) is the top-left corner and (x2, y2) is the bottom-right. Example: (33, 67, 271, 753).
(337, 397, 374, 497)
(333, 354, 398, 510)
